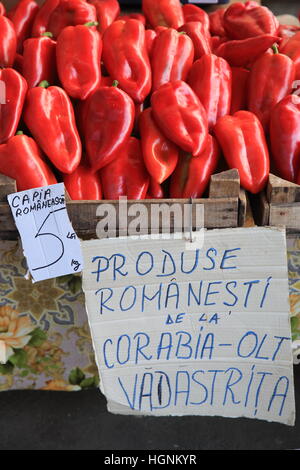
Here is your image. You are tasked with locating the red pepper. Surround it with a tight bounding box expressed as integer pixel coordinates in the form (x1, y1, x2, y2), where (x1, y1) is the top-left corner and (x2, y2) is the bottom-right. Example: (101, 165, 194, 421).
(22, 33, 57, 89)
(211, 36, 228, 54)
(0, 2, 5, 16)
(223, 1, 279, 40)
(0, 69, 27, 145)
(0, 133, 57, 192)
(230, 67, 250, 114)
(34, 0, 97, 40)
(209, 9, 226, 37)
(139, 108, 179, 184)
(13, 53, 24, 74)
(280, 31, 300, 80)
(145, 28, 157, 57)
(0, 16, 16, 67)
(119, 13, 146, 26)
(151, 28, 194, 92)
(142, 0, 184, 29)
(84, 81, 135, 171)
(279, 24, 300, 41)
(102, 19, 152, 103)
(155, 26, 168, 35)
(182, 4, 210, 32)
(88, 0, 120, 34)
(188, 54, 232, 130)
(134, 102, 144, 134)
(31, 0, 59, 37)
(151, 80, 208, 157)
(56, 22, 102, 100)
(269, 95, 300, 183)
(178, 22, 211, 61)
(215, 34, 281, 67)
(214, 110, 270, 194)
(146, 178, 164, 199)
(23, 81, 82, 174)
(64, 162, 102, 200)
(100, 137, 149, 200)
(248, 46, 296, 130)
(170, 135, 220, 199)
(7, 0, 39, 53)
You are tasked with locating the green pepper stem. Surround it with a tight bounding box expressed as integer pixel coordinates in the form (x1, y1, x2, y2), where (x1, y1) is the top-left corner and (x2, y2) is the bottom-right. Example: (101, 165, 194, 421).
(112, 80, 119, 88)
(41, 31, 53, 38)
(16, 131, 24, 135)
(38, 80, 50, 88)
(272, 43, 279, 54)
(84, 21, 99, 27)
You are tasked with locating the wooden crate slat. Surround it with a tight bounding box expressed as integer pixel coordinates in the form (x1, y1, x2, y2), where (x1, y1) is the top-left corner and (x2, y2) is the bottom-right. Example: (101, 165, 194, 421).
(209, 168, 240, 199)
(0, 174, 16, 202)
(267, 174, 300, 204)
(269, 203, 300, 232)
(0, 169, 242, 240)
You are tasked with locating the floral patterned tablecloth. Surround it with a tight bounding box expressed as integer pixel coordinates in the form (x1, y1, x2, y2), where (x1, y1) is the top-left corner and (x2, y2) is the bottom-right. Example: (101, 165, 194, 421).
(0, 237, 299, 391)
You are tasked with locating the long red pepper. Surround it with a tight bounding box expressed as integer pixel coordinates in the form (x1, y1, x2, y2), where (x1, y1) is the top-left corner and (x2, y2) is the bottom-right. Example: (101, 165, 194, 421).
(215, 34, 281, 67)
(100, 137, 149, 200)
(23, 81, 82, 174)
(22, 33, 57, 88)
(142, 0, 184, 29)
(0, 16, 16, 67)
(209, 9, 226, 37)
(31, 0, 59, 37)
(248, 46, 296, 130)
(178, 22, 211, 61)
(151, 80, 208, 156)
(13, 53, 23, 74)
(32, 0, 97, 40)
(214, 110, 270, 194)
(64, 163, 102, 200)
(88, 0, 120, 34)
(146, 178, 164, 199)
(118, 13, 146, 26)
(139, 108, 179, 184)
(223, 1, 279, 40)
(151, 28, 194, 92)
(102, 19, 151, 103)
(0, 133, 57, 192)
(7, 0, 39, 52)
(230, 67, 250, 114)
(269, 95, 300, 183)
(280, 31, 300, 80)
(182, 4, 210, 31)
(56, 22, 102, 100)
(84, 81, 135, 171)
(0, 68, 28, 145)
(188, 54, 232, 130)
(0, 2, 5, 16)
(170, 135, 220, 199)
(145, 28, 157, 57)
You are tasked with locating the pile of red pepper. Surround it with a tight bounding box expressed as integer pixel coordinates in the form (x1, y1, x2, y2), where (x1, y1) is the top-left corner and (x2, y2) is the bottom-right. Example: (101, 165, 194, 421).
(0, 0, 300, 199)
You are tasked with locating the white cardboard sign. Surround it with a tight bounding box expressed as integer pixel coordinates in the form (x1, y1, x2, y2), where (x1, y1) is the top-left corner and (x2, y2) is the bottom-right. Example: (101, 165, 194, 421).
(7, 183, 83, 282)
(81, 227, 295, 425)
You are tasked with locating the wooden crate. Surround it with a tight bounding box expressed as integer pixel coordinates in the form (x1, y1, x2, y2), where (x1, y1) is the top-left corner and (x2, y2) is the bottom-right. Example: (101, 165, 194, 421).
(0, 169, 248, 240)
(252, 174, 300, 233)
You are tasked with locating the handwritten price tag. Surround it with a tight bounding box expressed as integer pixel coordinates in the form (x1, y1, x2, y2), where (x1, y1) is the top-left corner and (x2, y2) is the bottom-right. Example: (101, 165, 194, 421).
(7, 183, 83, 282)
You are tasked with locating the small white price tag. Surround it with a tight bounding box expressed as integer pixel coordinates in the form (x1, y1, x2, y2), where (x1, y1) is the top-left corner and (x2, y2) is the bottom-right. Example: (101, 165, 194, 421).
(7, 183, 83, 282)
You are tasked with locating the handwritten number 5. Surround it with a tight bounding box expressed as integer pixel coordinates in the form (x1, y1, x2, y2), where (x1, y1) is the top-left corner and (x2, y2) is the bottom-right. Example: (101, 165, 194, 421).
(32, 208, 65, 272)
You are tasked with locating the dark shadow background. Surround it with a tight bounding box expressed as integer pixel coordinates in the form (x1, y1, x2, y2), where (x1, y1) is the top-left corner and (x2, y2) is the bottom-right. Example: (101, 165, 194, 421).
(1, 0, 300, 451)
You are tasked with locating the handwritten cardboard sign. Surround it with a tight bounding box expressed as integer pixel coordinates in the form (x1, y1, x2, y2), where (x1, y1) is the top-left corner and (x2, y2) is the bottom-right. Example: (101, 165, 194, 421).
(7, 183, 83, 282)
(81, 227, 295, 425)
